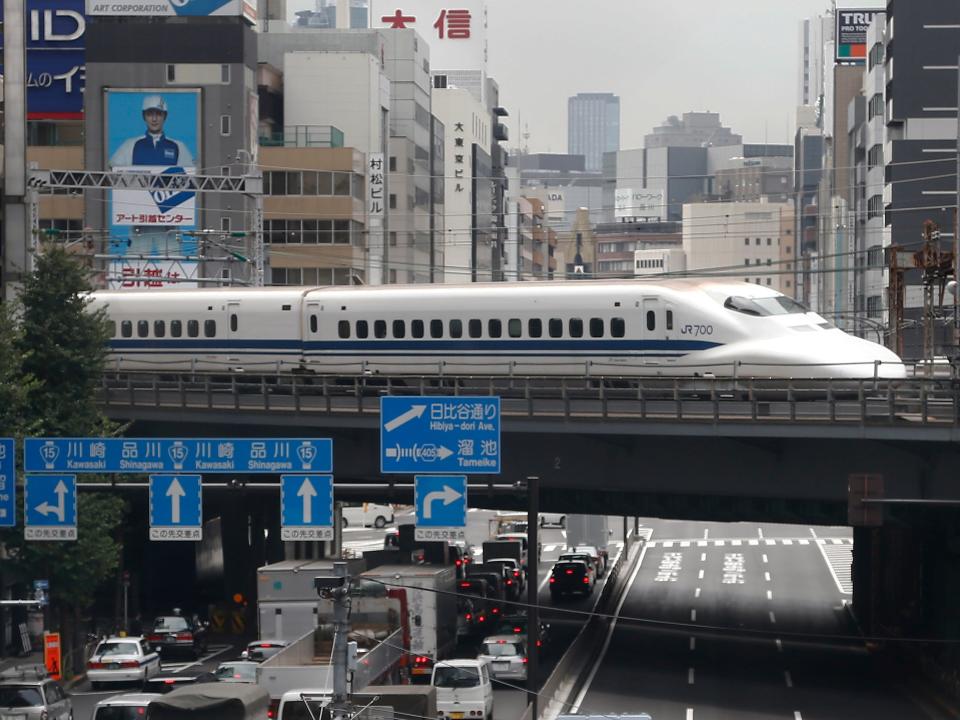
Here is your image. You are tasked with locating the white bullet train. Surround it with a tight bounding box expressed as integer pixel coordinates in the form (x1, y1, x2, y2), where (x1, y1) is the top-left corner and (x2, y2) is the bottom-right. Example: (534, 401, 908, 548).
(88, 279, 906, 379)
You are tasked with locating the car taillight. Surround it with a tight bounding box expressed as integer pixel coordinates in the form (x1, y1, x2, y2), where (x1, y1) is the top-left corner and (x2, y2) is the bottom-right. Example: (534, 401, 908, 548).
(121, 661, 139, 668)
(513, 627, 522, 633)
(88, 661, 104, 669)
(137, 708, 146, 716)
(465, 613, 472, 621)
(513, 570, 520, 577)
(565, 569, 574, 575)
(583, 576, 590, 584)
(176, 632, 193, 640)
(478, 615, 486, 623)
(536, 640, 542, 647)
(549, 577, 555, 584)
(147, 634, 162, 641)
(455, 559, 462, 567)
(506, 580, 512, 586)
(164, 679, 177, 685)
(491, 607, 500, 614)
(522, 657, 529, 664)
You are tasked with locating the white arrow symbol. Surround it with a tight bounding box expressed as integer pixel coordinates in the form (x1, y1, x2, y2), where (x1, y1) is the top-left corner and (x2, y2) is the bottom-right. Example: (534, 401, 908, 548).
(422, 485, 462, 520)
(385, 405, 426, 432)
(297, 478, 317, 524)
(35, 480, 68, 522)
(166, 478, 186, 524)
(437, 446, 453, 460)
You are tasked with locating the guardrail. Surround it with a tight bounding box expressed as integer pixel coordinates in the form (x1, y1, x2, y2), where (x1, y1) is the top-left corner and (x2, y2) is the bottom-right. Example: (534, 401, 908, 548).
(522, 531, 643, 720)
(98, 372, 960, 427)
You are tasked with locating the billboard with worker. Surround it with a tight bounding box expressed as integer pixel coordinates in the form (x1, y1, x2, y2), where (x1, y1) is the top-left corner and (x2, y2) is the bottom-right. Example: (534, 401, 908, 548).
(104, 88, 201, 288)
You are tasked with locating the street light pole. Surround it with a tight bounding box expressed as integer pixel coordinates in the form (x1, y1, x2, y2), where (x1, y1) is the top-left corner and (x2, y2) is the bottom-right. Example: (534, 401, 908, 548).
(525, 476, 540, 720)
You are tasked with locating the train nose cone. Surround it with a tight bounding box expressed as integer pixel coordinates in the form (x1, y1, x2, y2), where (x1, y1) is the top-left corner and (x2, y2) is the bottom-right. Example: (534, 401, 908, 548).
(840, 336, 906, 379)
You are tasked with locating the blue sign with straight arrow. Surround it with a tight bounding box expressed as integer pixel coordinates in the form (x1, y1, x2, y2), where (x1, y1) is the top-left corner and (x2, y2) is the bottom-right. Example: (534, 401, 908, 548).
(149, 475, 202, 541)
(280, 475, 334, 541)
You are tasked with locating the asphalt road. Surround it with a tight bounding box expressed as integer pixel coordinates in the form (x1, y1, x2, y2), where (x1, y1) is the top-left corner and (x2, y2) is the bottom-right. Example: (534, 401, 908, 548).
(575, 518, 929, 720)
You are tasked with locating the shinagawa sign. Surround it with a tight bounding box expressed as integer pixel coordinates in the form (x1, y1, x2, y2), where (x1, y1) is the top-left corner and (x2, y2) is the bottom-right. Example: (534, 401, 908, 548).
(25, 438, 333, 474)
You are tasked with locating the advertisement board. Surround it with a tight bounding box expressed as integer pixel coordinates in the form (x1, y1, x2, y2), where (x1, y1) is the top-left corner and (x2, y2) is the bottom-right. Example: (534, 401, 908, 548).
(835, 9, 884, 63)
(370, 0, 486, 73)
(105, 88, 201, 288)
(0, 0, 86, 119)
(615, 188, 663, 221)
(86, 0, 255, 20)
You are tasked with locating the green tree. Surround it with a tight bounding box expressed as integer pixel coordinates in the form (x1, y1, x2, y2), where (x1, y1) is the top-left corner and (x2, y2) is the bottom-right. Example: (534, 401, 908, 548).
(0, 246, 126, 674)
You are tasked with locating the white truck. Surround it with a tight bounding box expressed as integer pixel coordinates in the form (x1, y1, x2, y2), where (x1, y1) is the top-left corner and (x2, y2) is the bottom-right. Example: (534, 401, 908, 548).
(359, 565, 457, 682)
(565, 515, 612, 576)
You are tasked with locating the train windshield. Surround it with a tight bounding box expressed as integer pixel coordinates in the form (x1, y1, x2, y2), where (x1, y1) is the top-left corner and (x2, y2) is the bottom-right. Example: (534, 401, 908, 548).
(724, 296, 808, 317)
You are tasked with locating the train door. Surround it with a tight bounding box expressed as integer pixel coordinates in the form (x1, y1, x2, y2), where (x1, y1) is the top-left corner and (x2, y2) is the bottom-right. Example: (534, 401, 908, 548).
(641, 297, 662, 366)
(305, 302, 321, 366)
(226, 301, 241, 364)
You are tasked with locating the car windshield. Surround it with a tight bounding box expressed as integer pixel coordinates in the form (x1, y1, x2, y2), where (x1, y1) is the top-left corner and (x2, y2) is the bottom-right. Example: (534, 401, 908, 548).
(153, 617, 189, 632)
(433, 666, 481, 688)
(280, 699, 329, 720)
(724, 295, 808, 317)
(558, 554, 590, 563)
(554, 563, 585, 574)
(94, 706, 150, 720)
(481, 642, 521, 657)
(215, 664, 257, 681)
(96, 642, 139, 656)
(247, 646, 285, 662)
(494, 621, 526, 635)
(143, 678, 193, 694)
(0, 687, 44, 707)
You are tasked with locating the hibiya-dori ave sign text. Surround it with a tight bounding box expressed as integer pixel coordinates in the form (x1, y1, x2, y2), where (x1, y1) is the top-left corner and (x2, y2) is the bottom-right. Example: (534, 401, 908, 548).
(25, 438, 333, 474)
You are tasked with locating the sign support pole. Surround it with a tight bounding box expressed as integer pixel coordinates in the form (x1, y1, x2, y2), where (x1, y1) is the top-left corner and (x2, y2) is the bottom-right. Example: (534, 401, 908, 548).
(526, 476, 539, 720)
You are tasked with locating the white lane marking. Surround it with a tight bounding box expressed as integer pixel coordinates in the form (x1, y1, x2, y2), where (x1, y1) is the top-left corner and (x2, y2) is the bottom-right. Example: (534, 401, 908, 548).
(758, 527, 764, 539)
(570, 535, 649, 712)
(688, 667, 695, 685)
(713, 540, 725, 547)
(543, 544, 557, 552)
(167, 644, 233, 673)
(799, 539, 809, 545)
(769, 611, 777, 624)
(748, 539, 759, 546)
(700, 553, 706, 562)
(538, 566, 552, 593)
(810, 528, 852, 595)
(782, 539, 793, 546)
(691, 609, 697, 622)
(697, 541, 707, 547)
(766, 590, 773, 600)
(776, 638, 783, 653)
(703, 528, 709, 540)
(695, 587, 701, 598)
(689, 637, 696, 651)
(765, 539, 776, 546)
(794, 712, 803, 720)
(698, 569, 705, 580)
(680, 541, 691, 548)
(832, 538, 843, 545)
(762, 554, 769, 564)
(785, 671, 793, 688)
(764, 572, 772, 582)
(732, 540, 742, 547)
(687, 709, 694, 720)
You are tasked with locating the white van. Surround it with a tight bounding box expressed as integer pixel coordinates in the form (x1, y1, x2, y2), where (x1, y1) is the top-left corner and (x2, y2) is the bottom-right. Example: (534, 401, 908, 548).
(430, 659, 494, 720)
(276, 689, 330, 720)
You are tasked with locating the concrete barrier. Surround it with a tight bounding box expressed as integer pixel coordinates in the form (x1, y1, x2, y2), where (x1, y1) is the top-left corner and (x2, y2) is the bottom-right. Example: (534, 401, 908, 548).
(520, 530, 645, 720)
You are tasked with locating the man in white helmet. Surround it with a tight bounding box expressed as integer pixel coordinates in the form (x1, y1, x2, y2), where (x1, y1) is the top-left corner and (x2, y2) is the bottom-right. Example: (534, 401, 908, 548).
(109, 95, 195, 167)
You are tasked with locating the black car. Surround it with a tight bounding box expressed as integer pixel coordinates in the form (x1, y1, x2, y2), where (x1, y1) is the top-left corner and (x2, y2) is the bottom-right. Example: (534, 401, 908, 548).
(492, 615, 551, 650)
(142, 672, 216, 694)
(549, 560, 594, 599)
(146, 614, 209, 658)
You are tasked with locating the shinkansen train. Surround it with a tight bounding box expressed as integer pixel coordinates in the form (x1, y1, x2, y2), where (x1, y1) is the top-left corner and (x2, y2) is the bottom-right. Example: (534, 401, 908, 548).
(87, 279, 906, 379)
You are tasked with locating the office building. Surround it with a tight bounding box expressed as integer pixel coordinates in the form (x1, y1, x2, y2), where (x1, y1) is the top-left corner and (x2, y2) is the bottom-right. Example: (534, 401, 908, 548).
(644, 112, 741, 150)
(567, 93, 620, 172)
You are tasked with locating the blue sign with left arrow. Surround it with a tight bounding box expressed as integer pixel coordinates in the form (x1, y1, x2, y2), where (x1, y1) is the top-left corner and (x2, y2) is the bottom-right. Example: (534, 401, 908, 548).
(149, 475, 202, 541)
(280, 475, 334, 541)
(24, 475, 77, 541)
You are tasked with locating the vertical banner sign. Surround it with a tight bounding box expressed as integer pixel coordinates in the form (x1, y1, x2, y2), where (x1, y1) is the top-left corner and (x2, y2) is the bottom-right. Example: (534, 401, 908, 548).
(835, 9, 885, 63)
(24, 475, 78, 541)
(104, 88, 201, 289)
(43, 632, 62, 680)
(368, 153, 385, 225)
(0, 438, 15, 527)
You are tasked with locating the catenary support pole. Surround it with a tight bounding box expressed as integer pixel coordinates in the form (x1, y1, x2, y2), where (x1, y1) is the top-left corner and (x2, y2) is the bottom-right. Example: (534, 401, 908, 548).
(526, 476, 540, 720)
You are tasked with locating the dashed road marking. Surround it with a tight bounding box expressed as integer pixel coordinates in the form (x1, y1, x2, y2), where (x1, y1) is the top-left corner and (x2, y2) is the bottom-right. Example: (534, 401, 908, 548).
(731, 539, 742, 546)
(764, 572, 772, 582)
(794, 712, 803, 720)
(762, 554, 769, 564)
(769, 611, 777, 624)
(698, 569, 704, 580)
(776, 639, 783, 653)
(681, 541, 691, 548)
(765, 539, 776, 546)
(691, 609, 697, 622)
(785, 671, 793, 688)
(782, 539, 793, 546)
(697, 540, 708, 547)
(758, 528, 764, 539)
(766, 590, 773, 600)
(689, 637, 696, 651)
(695, 587, 701, 598)
(688, 667, 695, 685)
(700, 552, 706, 562)
(703, 528, 709, 540)
(748, 539, 759, 546)
(686, 708, 694, 720)
(799, 539, 809, 546)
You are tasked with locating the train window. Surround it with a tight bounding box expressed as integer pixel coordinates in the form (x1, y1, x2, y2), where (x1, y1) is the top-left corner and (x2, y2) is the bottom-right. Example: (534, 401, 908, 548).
(528, 319, 542, 338)
(356, 320, 369, 339)
(154, 320, 166, 338)
(589, 318, 604, 338)
(646, 311, 656, 332)
(230, 314, 238, 332)
(393, 320, 405, 338)
(412, 320, 424, 338)
(611, 318, 625, 338)
(449, 319, 463, 339)
(204, 320, 217, 337)
(310, 315, 318, 334)
(548, 318, 563, 338)
(666, 310, 674, 330)
(430, 320, 443, 338)
(469, 319, 482, 338)
(338, 321, 350, 339)
(137, 320, 149, 338)
(187, 320, 199, 338)
(508, 319, 522, 338)
(488, 319, 502, 338)
(569, 318, 583, 338)
(724, 296, 807, 316)
(374, 320, 387, 339)
(106, 320, 117, 337)
(121, 321, 132, 338)
(171, 320, 182, 337)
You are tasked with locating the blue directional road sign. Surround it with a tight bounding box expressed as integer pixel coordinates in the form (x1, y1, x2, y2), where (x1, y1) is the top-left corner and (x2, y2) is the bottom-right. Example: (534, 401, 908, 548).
(25, 438, 332, 475)
(380, 397, 500, 474)
(24, 475, 77, 541)
(280, 475, 334, 542)
(149, 475, 203, 541)
(0, 438, 14, 527)
(414, 475, 467, 542)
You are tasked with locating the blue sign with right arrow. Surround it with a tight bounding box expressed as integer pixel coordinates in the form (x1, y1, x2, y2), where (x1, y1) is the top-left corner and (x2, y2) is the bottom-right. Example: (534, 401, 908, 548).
(280, 475, 334, 541)
(414, 475, 467, 542)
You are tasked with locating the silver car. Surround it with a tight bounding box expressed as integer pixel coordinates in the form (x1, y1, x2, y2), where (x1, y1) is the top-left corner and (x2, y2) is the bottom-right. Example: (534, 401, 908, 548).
(87, 637, 160, 689)
(0, 665, 72, 720)
(91, 693, 161, 720)
(478, 635, 527, 683)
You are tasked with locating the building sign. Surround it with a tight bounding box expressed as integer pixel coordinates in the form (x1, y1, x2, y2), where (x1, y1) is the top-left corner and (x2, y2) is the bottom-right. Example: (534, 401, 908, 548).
(107, 258, 200, 289)
(615, 188, 663, 221)
(368, 152, 385, 226)
(86, 0, 255, 21)
(370, 1, 486, 72)
(453, 122, 466, 193)
(104, 88, 200, 289)
(835, 9, 884, 63)
(0, 0, 86, 119)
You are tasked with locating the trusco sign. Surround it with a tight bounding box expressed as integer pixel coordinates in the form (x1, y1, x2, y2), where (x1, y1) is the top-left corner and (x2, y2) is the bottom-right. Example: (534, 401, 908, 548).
(835, 8, 885, 63)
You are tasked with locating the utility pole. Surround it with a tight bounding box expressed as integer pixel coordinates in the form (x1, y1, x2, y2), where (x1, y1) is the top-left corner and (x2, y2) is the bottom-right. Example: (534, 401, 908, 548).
(315, 562, 355, 720)
(2, 0, 29, 300)
(525, 476, 539, 720)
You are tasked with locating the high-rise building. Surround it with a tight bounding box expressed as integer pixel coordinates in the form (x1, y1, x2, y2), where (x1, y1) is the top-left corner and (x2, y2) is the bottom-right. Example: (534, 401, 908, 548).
(797, 14, 834, 110)
(643, 112, 741, 150)
(567, 93, 620, 172)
